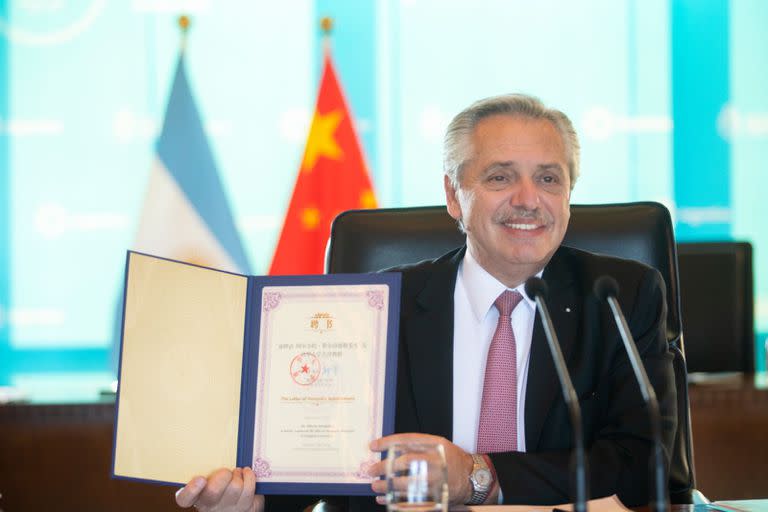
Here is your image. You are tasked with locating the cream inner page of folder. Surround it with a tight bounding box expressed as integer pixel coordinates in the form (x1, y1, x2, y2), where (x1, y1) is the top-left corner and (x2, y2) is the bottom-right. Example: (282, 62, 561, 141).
(114, 252, 247, 484)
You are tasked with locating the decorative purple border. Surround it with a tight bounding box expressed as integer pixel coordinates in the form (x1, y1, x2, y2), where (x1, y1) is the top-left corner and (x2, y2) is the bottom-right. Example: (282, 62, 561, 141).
(367, 290, 385, 310)
(253, 457, 272, 477)
(263, 292, 282, 312)
(252, 285, 387, 482)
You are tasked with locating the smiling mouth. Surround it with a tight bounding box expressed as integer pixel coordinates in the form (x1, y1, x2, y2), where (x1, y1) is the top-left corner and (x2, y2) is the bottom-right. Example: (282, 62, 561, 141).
(503, 222, 541, 230)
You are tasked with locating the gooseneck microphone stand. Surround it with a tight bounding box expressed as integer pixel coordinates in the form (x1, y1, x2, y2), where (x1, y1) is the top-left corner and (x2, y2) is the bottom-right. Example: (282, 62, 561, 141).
(525, 277, 588, 512)
(594, 276, 668, 512)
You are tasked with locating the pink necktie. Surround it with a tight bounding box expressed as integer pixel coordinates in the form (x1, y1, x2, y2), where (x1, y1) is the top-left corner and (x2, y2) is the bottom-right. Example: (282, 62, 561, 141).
(477, 290, 524, 453)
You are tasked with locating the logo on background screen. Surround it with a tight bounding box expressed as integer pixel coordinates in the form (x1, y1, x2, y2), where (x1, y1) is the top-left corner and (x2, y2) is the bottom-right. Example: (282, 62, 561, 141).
(0, 0, 105, 46)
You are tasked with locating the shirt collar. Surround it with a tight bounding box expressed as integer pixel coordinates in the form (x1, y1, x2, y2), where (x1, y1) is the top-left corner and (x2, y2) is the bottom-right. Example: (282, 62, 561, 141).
(459, 249, 541, 322)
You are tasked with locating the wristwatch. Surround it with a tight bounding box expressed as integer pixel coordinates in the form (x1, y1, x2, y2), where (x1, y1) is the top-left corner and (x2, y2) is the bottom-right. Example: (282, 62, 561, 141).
(467, 453, 493, 505)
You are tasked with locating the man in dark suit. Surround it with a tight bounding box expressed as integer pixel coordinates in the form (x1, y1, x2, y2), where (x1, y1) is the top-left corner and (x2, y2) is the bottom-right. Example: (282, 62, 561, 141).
(175, 94, 677, 511)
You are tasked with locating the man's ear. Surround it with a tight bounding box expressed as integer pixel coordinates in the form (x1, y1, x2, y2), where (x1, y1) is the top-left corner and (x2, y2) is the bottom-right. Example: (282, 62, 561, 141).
(444, 174, 462, 221)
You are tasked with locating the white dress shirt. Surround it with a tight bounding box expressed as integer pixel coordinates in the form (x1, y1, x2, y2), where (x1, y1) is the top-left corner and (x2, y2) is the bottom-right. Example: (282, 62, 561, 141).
(452, 250, 540, 454)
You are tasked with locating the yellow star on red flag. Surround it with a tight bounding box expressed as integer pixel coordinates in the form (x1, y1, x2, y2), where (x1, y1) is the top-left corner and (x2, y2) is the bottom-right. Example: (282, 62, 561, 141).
(300, 207, 321, 230)
(301, 110, 344, 172)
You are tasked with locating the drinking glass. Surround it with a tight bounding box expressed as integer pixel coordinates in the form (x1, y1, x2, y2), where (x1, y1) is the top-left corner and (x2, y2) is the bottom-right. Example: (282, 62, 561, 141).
(385, 442, 448, 511)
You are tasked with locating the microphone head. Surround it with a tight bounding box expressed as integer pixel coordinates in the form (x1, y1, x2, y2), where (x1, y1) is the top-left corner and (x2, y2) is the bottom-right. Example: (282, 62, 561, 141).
(593, 275, 620, 301)
(524, 277, 549, 300)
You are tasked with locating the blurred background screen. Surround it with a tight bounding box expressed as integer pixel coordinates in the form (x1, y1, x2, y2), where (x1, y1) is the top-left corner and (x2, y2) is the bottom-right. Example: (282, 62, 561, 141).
(0, 0, 766, 402)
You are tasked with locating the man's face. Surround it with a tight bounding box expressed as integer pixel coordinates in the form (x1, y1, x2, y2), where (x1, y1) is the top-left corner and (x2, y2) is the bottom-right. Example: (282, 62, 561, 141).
(444, 114, 571, 286)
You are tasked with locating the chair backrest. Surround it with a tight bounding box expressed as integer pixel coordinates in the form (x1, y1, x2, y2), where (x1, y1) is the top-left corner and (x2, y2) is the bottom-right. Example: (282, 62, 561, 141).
(677, 241, 754, 372)
(326, 202, 694, 503)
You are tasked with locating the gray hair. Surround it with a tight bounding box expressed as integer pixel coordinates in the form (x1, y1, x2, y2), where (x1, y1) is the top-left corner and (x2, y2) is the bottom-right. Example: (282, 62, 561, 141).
(443, 93, 580, 190)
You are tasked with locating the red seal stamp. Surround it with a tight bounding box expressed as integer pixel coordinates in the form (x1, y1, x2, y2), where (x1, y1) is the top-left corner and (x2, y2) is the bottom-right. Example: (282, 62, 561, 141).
(290, 352, 321, 386)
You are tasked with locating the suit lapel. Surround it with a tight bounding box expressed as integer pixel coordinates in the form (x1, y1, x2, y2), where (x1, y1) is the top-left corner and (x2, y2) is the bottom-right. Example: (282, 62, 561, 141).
(525, 247, 580, 450)
(403, 248, 464, 440)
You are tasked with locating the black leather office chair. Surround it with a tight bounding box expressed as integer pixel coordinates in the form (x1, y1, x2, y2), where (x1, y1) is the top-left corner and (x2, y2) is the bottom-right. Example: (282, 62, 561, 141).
(326, 202, 695, 504)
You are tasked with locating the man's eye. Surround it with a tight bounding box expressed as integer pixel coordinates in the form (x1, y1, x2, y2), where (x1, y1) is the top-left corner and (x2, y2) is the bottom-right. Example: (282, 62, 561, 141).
(488, 175, 507, 182)
(540, 175, 557, 184)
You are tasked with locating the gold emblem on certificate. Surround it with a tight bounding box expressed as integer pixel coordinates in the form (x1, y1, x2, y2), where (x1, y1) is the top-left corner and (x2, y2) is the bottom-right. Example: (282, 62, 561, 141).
(309, 312, 335, 332)
(289, 352, 321, 386)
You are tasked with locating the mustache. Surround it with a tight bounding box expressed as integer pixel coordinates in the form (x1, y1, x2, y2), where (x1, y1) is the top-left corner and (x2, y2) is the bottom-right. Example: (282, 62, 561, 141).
(493, 207, 550, 225)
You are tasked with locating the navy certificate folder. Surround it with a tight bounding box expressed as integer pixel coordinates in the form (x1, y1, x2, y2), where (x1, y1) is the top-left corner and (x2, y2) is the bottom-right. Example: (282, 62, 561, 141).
(112, 251, 401, 496)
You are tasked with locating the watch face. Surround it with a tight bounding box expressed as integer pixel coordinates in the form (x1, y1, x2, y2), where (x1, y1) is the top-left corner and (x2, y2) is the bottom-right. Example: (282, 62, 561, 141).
(474, 468, 492, 487)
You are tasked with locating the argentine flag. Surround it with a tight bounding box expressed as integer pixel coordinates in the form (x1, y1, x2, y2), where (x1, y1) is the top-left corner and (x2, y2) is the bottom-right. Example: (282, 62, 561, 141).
(111, 54, 249, 373)
(132, 54, 250, 274)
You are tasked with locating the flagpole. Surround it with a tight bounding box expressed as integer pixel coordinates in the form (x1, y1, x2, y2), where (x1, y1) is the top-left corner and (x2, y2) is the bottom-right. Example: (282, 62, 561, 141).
(320, 16, 333, 57)
(178, 15, 190, 53)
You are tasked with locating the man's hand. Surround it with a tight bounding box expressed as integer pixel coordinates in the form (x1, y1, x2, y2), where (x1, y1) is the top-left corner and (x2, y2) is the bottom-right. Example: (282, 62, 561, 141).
(367, 433, 474, 506)
(175, 467, 264, 512)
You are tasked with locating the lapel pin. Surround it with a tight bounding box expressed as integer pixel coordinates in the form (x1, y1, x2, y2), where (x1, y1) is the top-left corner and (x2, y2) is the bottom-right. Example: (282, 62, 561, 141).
(565, 307, 571, 313)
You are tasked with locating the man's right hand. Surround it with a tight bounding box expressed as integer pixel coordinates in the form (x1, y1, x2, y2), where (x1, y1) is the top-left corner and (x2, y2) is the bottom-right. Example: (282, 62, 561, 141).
(175, 467, 264, 512)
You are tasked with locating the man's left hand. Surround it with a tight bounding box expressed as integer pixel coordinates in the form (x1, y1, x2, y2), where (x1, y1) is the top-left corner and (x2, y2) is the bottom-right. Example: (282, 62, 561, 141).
(367, 433, 474, 506)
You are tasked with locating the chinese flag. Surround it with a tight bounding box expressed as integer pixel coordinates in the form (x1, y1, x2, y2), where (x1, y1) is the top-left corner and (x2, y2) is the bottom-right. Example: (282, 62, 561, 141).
(269, 52, 377, 275)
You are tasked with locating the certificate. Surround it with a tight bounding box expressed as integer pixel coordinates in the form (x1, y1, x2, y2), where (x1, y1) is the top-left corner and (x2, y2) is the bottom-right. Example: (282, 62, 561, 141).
(112, 252, 400, 496)
(248, 283, 392, 494)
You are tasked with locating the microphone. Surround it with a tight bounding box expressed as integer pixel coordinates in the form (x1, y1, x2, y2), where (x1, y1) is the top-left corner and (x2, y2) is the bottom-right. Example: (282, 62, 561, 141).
(524, 277, 588, 512)
(593, 276, 668, 512)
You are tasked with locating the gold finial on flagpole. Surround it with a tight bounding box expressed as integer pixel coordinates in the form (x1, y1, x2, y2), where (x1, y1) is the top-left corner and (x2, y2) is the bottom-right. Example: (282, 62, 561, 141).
(179, 15, 191, 32)
(320, 16, 333, 35)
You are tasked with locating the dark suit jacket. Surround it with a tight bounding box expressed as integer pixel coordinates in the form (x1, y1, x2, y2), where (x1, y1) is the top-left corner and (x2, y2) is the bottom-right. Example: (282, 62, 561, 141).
(266, 245, 678, 511)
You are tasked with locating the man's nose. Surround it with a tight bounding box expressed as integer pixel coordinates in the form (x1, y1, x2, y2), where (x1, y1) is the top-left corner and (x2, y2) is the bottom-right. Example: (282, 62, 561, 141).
(512, 177, 540, 209)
